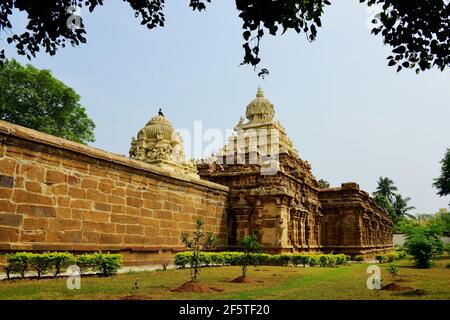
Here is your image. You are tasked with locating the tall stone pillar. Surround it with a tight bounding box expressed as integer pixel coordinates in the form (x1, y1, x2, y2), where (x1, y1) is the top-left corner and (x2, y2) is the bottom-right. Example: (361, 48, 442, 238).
(275, 197, 290, 248)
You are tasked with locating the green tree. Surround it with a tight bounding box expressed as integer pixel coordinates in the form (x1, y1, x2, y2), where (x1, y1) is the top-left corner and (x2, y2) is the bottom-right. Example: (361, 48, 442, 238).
(180, 219, 216, 283)
(373, 193, 395, 221)
(392, 194, 416, 220)
(393, 216, 418, 234)
(373, 177, 398, 203)
(433, 149, 450, 206)
(405, 234, 435, 269)
(0, 1, 448, 74)
(435, 209, 450, 236)
(0, 59, 95, 144)
(405, 220, 445, 268)
(240, 233, 262, 279)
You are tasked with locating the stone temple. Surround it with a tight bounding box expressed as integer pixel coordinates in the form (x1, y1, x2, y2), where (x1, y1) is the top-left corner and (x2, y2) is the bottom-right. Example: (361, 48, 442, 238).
(0, 87, 392, 266)
(196, 87, 393, 256)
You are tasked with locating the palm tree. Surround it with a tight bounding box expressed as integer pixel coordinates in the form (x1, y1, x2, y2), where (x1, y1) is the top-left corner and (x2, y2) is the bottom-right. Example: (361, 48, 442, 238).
(392, 194, 416, 220)
(373, 177, 398, 202)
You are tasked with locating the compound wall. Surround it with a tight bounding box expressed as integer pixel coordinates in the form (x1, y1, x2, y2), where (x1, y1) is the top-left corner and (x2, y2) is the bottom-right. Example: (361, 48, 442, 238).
(0, 121, 229, 266)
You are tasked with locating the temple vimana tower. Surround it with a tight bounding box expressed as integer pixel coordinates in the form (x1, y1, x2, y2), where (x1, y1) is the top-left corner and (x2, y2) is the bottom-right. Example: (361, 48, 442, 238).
(0, 87, 392, 266)
(197, 87, 393, 256)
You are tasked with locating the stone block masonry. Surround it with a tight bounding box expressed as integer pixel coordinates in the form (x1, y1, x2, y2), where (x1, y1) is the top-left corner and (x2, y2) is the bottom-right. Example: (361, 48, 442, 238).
(0, 120, 229, 266)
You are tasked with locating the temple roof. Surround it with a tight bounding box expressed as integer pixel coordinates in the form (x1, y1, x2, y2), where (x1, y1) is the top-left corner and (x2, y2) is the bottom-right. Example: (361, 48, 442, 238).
(138, 114, 176, 142)
(129, 111, 198, 177)
(245, 86, 275, 124)
(221, 87, 299, 158)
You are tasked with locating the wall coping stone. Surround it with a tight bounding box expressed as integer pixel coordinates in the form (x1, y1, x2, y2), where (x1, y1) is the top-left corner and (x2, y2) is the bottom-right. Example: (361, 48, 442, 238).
(0, 120, 229, 193)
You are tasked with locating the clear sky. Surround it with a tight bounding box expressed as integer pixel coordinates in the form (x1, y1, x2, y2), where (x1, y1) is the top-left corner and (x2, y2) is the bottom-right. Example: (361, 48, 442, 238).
(4, 1, 450, 213)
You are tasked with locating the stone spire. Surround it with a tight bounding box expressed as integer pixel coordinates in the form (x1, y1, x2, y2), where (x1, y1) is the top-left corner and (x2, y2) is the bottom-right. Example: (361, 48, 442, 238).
(219, 87, 299, 159)
(129, 111, 198, 177)
(245, 86, 275, 124)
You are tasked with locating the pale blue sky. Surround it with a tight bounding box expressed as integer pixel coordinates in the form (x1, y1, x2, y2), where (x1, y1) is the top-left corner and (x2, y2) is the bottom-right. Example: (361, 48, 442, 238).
(4, 1, 450, 213)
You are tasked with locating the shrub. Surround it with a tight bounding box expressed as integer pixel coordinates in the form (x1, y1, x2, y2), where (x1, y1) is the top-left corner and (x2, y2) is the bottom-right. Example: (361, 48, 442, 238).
(76, 253, 97, 274)
(327, 255, 338, 267)
(406, 234, 436, 268)
(385, 251, 399, 262)
(445, 243, 450, 253)
(354, 255, 364, 262)
(291, 254, 310, 266)
(174, 252, 352, 269)
(278, 254, 291, 267)
(387, 264, 400, 280)
(316, 254, 338, 267)
(5, 252, 31, 278)
(199, 252, 213, 267)
(267, 255, 279, 266)
(174, 252, 192, 268)
(29, 253, 52, 278)
(308, 255, 320, 266)
(253, 253, 271, 266)
(268, 254, 290, 266)
(375, 255, 385, 263)
(48, 252, 75, 277)
(210, 252, 224, 265)
(221, 252, 243, 265)
(404, 221, 445, 268)
(335, 254, 347, 265)
(92, 252, 122, 276)
(396, 250, 407, 259)
(4, 251, 122, 279)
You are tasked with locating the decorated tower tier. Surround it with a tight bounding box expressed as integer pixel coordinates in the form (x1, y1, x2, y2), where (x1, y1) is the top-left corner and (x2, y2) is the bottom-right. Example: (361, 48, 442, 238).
(129, 112, 198, 178)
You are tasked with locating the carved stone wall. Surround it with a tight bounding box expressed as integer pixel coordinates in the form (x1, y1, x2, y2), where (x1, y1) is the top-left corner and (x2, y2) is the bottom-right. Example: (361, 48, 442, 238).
(198, 88, 393, 257)
(319, 183, 393, 257)
(198, 152, 323, 253)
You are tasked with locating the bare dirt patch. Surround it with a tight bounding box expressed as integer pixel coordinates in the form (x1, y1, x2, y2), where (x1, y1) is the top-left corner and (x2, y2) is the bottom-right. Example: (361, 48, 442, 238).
(230, 276, 254, 283)
(382, 282, 413, 292)
(400, 289, 427, 296)
(171, 281, 223, 293)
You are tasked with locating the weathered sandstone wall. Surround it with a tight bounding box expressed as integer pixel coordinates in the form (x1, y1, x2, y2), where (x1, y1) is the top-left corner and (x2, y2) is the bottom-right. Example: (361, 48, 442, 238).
(0, 121, 229, 266)
(319, 182, 393, 257)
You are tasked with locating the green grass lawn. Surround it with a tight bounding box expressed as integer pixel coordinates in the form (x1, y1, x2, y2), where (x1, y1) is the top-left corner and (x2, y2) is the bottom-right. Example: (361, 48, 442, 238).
(1, 255, 449, 300)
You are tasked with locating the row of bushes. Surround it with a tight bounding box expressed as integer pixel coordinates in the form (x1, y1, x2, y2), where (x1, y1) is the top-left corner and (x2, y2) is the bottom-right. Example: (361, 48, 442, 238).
(375, 250, 407, 263)
(174, 252, 350, 268)
(4, 252, 122, 279)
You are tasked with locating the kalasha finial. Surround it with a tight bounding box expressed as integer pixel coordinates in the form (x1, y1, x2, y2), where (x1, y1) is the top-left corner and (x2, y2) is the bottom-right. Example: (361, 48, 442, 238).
(158, 108, 164, 117)
(256, 86, 264, 98)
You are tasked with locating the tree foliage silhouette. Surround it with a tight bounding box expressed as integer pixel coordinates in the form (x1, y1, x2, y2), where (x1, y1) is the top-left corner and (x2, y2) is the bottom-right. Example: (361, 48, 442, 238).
(0, 0, 448, 74)
(434, 148, 450, 206)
